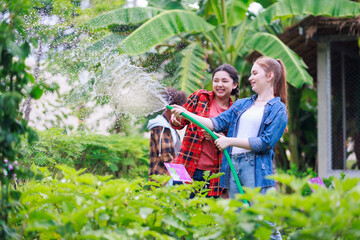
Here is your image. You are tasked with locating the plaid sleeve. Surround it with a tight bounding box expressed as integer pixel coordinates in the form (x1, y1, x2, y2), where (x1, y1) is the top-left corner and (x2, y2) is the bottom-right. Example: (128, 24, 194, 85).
(159, 128, 176, 163)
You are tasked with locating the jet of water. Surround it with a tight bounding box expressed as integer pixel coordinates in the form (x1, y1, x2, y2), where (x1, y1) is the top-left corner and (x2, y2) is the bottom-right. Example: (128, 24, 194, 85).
(92, 54, 169, 117)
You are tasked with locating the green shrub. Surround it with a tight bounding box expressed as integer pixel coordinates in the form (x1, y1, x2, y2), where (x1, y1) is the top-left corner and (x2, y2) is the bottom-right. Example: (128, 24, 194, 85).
(7, 165, 360, 240)
(19, 128, 149, 179)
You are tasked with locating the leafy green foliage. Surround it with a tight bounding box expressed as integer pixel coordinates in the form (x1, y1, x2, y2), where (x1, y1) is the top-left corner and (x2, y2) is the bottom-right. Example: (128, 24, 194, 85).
(5, 166, 360, 239)
(86, 7, 164, 28)
(87, 0, 359, 94)
(173, 42, 209, 94)
(0, 1, 54, 237)
(119, 10, 215, 56)
(19, 129, 150, 179)
(249, 0, 360, 31)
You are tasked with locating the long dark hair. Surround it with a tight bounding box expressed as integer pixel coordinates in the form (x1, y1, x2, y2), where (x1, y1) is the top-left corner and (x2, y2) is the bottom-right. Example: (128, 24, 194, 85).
(254, 56, 287, 107)
(212, 64, 239, 99)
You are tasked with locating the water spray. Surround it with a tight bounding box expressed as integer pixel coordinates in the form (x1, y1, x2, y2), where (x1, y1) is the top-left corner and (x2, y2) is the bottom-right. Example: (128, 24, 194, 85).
(166, 105, 248, 205)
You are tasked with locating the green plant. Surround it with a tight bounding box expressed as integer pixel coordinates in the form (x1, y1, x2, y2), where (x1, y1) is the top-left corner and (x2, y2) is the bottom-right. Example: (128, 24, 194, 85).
(0, 1, 47, 237)
(7, 165, 360, 239)
(19, 128, 150, 179)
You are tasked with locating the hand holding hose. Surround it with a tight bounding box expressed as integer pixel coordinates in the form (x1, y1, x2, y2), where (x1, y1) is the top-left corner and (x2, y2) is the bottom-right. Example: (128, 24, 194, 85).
(170, 105, 187, 126)
(214, 133, 231, 151)
(170, 104, 188, 118)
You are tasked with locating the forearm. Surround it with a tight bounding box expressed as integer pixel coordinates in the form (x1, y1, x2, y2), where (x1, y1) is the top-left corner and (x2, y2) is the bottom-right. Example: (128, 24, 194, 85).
(181, 111, 214, 130)
(229, 138, 252, 150)
(215, 137, 252, 151)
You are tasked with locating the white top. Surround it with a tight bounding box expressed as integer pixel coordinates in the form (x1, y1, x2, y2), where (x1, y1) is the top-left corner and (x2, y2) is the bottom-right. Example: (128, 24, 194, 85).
(232, 104, 264, 154)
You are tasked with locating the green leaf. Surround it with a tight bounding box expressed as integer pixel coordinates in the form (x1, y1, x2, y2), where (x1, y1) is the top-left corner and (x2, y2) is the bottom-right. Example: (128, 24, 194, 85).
(256, 0, 276, 8)
(76, 173, 98, 186)
(6, 39, 25, 59)
(10, 190, 21, 201)
(254, 226, 272, 240)
(86, 7, 164, 28)
(26, 73, 35, 84)
(30, 85, 44, 99)
(241, 222, 256, 233)
(208, 171, 224, 180)
(190, 213, 214, 225)
(26, 219, 56, 232)
(21, 41, 30, 57)
(205, 0, 223, 24)
(86, 33, 125, 51)
(148, 0, 186, 10)
(98, 213, 110, 221)
(119, 10, 215, 55)
(173, 42, 208, 95)
(227, 0, 251, 27)
(250, 0, 360, 30)
(245, 32, 312, 87)
(139, 207, 154, 219)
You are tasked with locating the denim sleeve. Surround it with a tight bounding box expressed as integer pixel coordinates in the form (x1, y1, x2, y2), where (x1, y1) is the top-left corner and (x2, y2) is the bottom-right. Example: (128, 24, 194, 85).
(249, 109, 288, 153)
(210, 104, 235, 133)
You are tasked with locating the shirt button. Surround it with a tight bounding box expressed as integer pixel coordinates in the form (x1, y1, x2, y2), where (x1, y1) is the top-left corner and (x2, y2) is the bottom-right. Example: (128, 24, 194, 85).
(262, 164, 265, 169)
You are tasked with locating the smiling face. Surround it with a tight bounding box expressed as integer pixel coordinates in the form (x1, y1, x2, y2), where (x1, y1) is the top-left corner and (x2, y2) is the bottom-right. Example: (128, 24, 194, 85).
(249, 63, 272, 94)
(212, 71, 237, 100)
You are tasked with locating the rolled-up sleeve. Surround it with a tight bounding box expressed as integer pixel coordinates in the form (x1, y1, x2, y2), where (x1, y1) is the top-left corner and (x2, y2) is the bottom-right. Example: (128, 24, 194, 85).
(210, 118, 220, 132)
(249, 109, 287, 153)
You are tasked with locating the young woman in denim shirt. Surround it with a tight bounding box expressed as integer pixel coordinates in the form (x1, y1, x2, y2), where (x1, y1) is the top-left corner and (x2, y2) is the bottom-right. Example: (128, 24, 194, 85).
(171, 56, 288, 198)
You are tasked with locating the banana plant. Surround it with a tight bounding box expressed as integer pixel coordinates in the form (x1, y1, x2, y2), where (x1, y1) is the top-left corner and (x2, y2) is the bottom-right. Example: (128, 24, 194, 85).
(87, 0, 360, 95)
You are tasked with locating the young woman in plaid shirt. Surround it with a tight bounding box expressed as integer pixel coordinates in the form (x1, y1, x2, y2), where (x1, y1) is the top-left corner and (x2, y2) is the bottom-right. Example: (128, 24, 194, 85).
(170, 64, 239, 198)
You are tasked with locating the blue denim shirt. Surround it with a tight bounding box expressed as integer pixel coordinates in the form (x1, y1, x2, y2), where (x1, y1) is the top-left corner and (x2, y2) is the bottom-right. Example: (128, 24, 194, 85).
(210, 95, 288, 188)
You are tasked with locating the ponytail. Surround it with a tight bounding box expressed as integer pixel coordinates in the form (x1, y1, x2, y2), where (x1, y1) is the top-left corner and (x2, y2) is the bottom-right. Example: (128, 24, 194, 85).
(275, 59, 287, 108)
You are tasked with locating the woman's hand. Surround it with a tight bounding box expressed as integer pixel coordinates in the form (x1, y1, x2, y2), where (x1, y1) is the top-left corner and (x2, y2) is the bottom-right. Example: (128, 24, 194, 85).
(214, 133, 232, 151)
(202, 129, 213, 141)
(170, 105, 188, 118)
(170, 105, 187, 126)
(170, 114, 181, 126)
(202, 130, 224, 141)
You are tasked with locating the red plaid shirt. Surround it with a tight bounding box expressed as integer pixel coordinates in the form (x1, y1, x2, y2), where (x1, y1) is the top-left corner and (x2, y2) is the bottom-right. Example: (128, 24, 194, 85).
(170, 90, 233, 196)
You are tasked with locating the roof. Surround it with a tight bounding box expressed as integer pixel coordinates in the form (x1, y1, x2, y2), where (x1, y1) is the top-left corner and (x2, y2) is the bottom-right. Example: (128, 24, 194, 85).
(247, 16, 360, 86)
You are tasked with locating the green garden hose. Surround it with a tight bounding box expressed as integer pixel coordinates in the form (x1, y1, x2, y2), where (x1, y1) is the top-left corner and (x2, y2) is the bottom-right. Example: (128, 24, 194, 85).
(166, 105, 248, 204)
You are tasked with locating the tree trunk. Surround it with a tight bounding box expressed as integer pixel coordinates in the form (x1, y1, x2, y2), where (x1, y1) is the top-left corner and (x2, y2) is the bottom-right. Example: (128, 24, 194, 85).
(287, 85, 302, 168)
(24, 37, 42, 121)
(274, 141, 289, 170)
